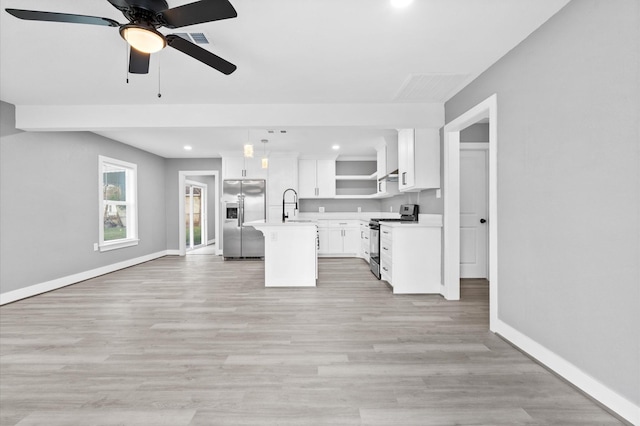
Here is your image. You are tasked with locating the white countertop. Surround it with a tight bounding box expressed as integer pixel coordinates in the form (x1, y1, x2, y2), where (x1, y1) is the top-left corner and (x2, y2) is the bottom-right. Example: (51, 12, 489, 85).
(296, 212, 400, 221)
(380, 214, 443, 227)
(244, 219, 317, 227)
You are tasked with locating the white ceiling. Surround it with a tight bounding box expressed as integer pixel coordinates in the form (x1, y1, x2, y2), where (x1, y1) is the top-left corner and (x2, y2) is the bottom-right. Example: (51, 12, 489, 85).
(0, 0, 570, 158)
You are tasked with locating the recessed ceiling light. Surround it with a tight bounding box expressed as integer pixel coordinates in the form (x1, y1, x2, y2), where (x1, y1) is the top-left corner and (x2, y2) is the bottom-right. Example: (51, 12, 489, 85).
(390, 0, 413, 8)
(332, 145, 340, 150)
(184, 145, 192, 151)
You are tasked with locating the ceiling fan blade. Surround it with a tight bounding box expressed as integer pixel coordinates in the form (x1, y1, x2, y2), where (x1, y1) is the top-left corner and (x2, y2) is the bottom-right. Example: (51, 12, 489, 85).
(160, 0, 237, 29)
(166, 34, 236, 75)
(5, 8, 120, 27)
(129, 48, 150, 74)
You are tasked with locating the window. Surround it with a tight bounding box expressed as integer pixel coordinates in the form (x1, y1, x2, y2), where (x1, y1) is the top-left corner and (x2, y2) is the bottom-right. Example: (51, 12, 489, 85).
(99, 156, 138, 251)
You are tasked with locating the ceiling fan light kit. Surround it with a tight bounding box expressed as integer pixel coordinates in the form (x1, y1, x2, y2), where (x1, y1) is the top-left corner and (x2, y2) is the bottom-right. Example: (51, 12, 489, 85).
(5, 0, 238, 75)
(120, 25, 166, 54)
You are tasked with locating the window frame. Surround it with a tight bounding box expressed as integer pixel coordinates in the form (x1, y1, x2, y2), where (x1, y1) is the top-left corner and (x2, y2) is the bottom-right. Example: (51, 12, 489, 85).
(98, 155, 139, 252)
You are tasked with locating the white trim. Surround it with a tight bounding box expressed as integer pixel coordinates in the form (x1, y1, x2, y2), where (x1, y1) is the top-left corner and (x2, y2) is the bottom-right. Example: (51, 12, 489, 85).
(495, 319, 640, 425)
(178, 171, 220, 256)
(443, 94, 498, 332)
(165, 249, 182, 256)
(98, 238, 140, 252)
(207, 238, 216, 245)
(98, 155, 139, 252)
(460, 142, 490, 150)
(0, 251, 167, 305)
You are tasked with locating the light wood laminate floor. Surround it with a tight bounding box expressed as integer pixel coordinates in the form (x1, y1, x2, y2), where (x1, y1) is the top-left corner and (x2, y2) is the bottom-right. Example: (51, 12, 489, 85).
(0, 257, 625, 425)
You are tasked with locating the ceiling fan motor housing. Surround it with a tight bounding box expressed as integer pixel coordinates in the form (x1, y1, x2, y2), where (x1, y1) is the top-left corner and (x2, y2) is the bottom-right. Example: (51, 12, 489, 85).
(116, 0, 169, 28)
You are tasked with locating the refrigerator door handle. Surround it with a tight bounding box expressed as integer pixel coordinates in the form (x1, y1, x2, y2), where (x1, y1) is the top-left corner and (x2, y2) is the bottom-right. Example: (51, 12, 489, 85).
(240, 196, 245, 227)
(237, 196, 242, 228)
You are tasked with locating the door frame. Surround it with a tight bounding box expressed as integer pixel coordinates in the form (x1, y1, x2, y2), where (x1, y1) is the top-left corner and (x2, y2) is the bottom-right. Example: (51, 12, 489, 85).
(184, 179, 208, 251)
(443, 93, 498, 331)
(178, 171, 220, 256)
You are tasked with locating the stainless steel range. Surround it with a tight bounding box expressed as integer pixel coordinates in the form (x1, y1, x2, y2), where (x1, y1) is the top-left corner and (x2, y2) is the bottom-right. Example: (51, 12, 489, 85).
(369, 204, 419, 279)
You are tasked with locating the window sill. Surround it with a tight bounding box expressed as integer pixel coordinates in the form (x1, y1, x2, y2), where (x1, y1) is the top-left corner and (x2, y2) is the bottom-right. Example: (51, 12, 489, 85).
(99, 238, 139, 252)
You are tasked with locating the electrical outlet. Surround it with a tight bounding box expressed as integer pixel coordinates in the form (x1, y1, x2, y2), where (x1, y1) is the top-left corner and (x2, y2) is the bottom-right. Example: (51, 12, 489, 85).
(93, 243, 99, 251)
(319, 207, 325, 213)
(357, 207, 362, 213)
(390, 206, 393, 212)
(436, 189, 442, 198)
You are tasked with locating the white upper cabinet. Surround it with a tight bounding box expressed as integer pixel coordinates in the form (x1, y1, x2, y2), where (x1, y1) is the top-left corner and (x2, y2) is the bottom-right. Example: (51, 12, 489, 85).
(375, 145, 399, 197)
(377, 147, 386, 181)
(266, 156, 298, 222)
(223, 156, 268, 180)
(298, 159, 336, 198)
(267, 157, 298, 202)
(398, 128, 440, 192)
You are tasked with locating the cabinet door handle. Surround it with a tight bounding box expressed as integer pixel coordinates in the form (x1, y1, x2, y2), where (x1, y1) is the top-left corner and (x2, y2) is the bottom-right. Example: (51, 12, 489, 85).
(383, 231, 389, 234)
(402, 172, 407, 185)
(383, 247, 388, 251)
(383, 267, 388, 272)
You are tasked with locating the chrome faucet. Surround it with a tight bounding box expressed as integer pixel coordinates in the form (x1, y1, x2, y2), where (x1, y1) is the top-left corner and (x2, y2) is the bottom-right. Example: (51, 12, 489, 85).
(282, 188, 298, 222)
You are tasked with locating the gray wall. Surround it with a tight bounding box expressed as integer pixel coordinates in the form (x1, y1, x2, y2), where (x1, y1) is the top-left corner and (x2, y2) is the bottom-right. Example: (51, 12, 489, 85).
(164, 158, 222, 250)
(460, 123, 489, 142)
(0, 101, 167, 294)
(445, 0, 639, 404)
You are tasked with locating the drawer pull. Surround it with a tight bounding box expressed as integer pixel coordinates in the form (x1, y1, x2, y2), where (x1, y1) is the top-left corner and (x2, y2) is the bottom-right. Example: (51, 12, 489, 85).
(382, 267, 388, 271)
(382, 231, 389, 234)
(383, 247, 388, 250)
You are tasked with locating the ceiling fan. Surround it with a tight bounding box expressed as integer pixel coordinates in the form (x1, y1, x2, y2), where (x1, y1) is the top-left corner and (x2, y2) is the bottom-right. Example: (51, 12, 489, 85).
(5, 0, 237, 75)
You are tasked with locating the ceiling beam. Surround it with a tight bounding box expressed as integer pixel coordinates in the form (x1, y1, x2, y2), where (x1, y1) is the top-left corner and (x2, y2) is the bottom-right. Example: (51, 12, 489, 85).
(15, 103, 444, 131)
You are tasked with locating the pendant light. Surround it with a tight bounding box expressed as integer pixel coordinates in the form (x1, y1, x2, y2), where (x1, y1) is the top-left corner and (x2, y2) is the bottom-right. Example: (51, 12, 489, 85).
(243, 130, 253, 158)
(261, 139, 269, 169)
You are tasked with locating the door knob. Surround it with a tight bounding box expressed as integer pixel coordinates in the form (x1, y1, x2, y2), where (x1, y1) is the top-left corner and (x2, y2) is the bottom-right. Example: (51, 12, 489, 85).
(480, 218, 487, 224)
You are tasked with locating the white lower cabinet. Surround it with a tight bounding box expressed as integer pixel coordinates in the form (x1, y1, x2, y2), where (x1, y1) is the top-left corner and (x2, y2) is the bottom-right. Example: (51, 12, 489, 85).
(379, 223, 441, 294)
(317, 220, 360, 256)
(359, 220, 370, 262)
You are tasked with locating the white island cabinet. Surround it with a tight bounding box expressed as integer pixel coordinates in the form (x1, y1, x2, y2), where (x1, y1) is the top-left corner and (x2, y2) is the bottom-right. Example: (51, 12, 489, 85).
(380, 216, 442, 294)
(248, 220, 317, 287)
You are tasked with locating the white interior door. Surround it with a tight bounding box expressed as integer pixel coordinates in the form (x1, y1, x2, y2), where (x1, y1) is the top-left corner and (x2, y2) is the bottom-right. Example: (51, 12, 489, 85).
(460, 148, 488, 278)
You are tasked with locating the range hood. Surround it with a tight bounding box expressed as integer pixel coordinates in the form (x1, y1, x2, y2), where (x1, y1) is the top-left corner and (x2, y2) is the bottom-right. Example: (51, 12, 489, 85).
(379, 169, 399, 182)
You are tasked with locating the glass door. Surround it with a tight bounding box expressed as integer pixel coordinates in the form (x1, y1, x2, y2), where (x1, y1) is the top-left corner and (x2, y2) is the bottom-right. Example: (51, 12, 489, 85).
(185, 182, 206, 250)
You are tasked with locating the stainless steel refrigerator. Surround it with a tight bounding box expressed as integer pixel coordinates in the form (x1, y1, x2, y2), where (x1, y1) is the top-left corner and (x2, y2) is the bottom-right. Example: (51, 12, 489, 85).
(222, 179, 266, 259)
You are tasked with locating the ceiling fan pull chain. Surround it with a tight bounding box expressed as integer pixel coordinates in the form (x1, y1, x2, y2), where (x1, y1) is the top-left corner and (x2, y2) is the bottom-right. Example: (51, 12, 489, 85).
(125, 44, 129, 84)
(157, 53, 162, 98)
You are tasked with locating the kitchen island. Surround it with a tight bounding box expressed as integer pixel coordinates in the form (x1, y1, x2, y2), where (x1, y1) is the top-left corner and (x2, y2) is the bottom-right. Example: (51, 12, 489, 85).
(246, 220, 317, 287)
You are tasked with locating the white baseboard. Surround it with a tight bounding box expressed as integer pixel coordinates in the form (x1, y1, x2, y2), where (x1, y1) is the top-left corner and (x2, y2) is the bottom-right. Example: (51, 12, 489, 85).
(207, 238, 216, 245)
(165, 249, 182, 256)
(0, 251, 168, 305)
(495, 319, 639, 425)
